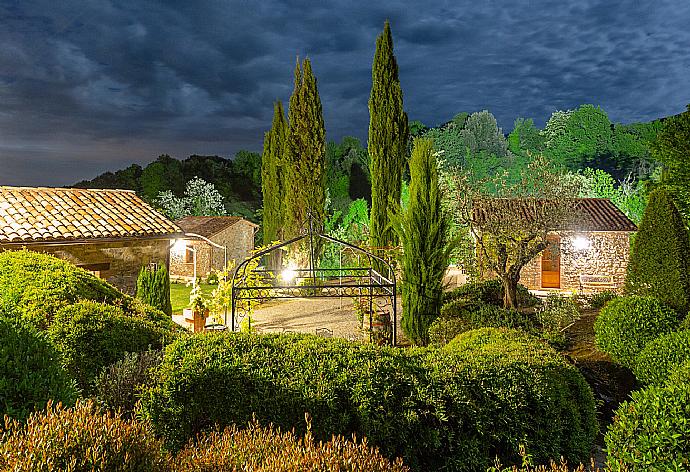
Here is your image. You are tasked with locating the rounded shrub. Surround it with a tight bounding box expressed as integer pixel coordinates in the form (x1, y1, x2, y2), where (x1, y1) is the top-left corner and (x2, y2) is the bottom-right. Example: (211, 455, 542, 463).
(0, 400, 169, 471)
(426, 328, 598, 471)
(594, 296, 679, 369)
(172, 420, 409, 472)
(48, 300, 176, 393)
(605, 376, 690, 471)
(0, 317, 76, 421)
(633, 329, 690, 385)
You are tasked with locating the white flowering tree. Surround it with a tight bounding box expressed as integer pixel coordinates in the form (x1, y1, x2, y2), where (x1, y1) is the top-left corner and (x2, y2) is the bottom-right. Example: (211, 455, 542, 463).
(155, 177, 226, 219)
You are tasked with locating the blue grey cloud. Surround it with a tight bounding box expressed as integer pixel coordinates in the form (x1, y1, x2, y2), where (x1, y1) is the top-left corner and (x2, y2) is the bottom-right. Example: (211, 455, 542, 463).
(1, 0, 689, 185)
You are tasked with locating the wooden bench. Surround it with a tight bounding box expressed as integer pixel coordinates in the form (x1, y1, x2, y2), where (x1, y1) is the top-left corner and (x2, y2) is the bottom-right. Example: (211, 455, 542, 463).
(579, 274, 616, 292)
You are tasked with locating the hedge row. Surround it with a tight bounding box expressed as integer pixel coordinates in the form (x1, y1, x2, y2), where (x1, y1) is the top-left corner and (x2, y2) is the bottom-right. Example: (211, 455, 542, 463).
(141, 329, 597, 471)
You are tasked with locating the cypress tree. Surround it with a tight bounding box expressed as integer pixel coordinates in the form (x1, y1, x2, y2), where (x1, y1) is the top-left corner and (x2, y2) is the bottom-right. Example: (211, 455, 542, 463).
(136, 264, 172, 316)
(284, 58, 326, 264)
(393, 138, 454, 345)
(368, 20, 409, 251)
(261, 101, 287, 248)
(625, 188, 690, 313)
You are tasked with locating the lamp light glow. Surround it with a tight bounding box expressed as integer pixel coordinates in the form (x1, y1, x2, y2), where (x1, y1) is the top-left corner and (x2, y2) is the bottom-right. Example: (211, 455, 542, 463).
(171, 239, 187, 256)
(573, 235, 590, 251)
(281, 263, 298, 283)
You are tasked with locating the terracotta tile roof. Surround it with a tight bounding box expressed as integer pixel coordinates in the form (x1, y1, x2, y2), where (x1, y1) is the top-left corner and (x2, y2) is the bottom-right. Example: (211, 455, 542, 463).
(0, 186, 183, 243)
(176, 216, 258, 239)
(472, 198, 637, 232)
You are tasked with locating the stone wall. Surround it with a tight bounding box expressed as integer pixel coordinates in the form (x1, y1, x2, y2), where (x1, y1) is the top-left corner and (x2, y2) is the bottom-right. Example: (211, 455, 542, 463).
(169, 221, 256, 280)
(519, 231, 631, 292)
(2, 238, 171, 295)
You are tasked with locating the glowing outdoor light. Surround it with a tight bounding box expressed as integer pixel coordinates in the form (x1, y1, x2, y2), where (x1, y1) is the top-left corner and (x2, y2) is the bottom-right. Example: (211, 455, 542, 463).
(573, 235, 590, 251)
(281, 262, 298, 284)
(171, 239, 186, 256)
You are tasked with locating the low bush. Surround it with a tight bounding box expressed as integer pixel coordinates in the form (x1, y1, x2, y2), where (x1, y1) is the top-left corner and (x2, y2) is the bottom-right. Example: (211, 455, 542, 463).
(172, 419, 409, 471)
(633, 329, 690, 385)
(605, 373, 690, 471)
(0, 400, 169, 471)
(0, 317, 76, 421)
(588, 290, 619, 309)
(429, 300, 536, 346)
(94, 349, 163, 418)
(141, 330, 597, 472)
(536, 294, 580, 345)
(0, 250, 123, 328)
(594, 296, 679, 369)
(427, 329, 597, 470)
(48, 300, 176, 393)
(444, 279, 538, 307)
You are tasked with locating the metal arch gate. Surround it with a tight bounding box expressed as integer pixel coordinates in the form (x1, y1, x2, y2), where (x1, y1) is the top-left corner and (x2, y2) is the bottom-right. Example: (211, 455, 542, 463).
(229, 231, 397, 345)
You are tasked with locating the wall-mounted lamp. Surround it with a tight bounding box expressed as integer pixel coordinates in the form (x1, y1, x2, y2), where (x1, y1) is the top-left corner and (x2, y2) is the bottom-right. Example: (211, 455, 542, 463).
(573, 235, 591, 251)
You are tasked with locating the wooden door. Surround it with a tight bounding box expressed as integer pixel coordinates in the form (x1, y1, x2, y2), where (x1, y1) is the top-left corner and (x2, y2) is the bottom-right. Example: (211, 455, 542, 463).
(541, 235, 561, 288)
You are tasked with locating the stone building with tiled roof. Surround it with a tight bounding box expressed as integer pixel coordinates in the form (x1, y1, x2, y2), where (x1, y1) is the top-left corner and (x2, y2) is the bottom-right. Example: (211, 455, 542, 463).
(170, 216, 258, 280)
(0, 186, 183, 294)
(472, 198, 637, 292)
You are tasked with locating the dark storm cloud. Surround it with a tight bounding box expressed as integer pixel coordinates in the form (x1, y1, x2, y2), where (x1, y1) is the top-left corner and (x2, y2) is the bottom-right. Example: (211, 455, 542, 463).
(1, 0, 689, 185)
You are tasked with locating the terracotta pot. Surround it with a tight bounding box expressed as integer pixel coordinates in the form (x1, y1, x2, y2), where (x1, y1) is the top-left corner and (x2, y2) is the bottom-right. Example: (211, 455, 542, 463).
(193, 308, 209, 333)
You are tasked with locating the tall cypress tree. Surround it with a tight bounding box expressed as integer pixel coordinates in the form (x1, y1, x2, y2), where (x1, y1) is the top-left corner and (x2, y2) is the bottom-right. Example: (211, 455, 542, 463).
(369, 20, 409, 251)
(284, 58, 326, 264)
(261, 101, 287, 247)
(625, 188, 690, 313)
(393, 138, 454, 345)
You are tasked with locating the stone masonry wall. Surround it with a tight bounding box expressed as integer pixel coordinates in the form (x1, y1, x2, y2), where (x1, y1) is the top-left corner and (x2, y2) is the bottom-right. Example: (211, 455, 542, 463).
(3, 239, 171, 295)
(519, 231, 631, 292)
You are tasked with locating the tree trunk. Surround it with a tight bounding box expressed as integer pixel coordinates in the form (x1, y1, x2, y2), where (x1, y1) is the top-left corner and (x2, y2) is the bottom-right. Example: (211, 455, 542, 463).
(501, 274, 519, 309)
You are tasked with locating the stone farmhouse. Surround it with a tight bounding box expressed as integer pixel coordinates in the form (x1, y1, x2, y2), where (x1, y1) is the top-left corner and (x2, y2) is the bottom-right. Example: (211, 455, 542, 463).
(0, 186, 183, 294)
(473, 198, 637, 292)
(169, 216, 258, 280)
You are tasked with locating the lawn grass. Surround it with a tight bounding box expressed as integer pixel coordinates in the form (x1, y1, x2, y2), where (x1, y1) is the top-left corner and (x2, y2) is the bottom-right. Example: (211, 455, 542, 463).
(170, 282, 216, 314)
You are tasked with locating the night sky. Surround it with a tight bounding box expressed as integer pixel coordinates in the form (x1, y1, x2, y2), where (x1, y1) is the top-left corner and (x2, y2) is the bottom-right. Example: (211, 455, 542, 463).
(2, 1, 689, 186)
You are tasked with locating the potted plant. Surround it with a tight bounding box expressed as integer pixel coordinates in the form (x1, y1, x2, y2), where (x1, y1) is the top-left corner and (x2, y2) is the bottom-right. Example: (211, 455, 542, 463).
(190, 283, 209, 333)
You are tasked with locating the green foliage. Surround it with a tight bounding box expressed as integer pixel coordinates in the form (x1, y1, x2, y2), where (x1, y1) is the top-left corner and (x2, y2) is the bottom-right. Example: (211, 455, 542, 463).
(443, 279, 538, 308)
(0, 249, 123, 328)
(430, 328, 598, 470)
(140, 155, 185, 201)
(508, 117, 545, 156)
(578, 168, 647, 224)
(172, 419, 409, 472)
(262, 101, 288, 249)
(94, 349, 163, 419)
(651, 104, 690, 218)
(0, 400, 169, 471)
(594, 296, 679, 369)
(369, 20, 409, 249)
(536, 294, 580, 345)
(633, 330, 690, 385)
(48, 300, 176, 393)
(588, 290, 619, 309)
(136, 265, 172, 316)
(0, 317, 76, 421)
(605, 377, 690, 471)
(141, 331, 596, 471)
(284, 58, 326, 255)
(393, 138, 454, 345)
(320, 199, 370, 269)
(625, 188, 690, 313)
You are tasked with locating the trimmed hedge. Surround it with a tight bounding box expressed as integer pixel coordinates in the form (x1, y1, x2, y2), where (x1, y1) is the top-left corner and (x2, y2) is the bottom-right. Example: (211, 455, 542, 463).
(426, 329, 597, 470)
(141, 330, 597, 471)
(605, 371, 690, 471)
(0, 317, 76, 421)
(594, 296, 679, 369)
(48, 300, 176, 393)
(0, 400, 168, 471)
(443, 279, 538, 307)
(633, 329, 690, 385)
(172, 420, 409, 471)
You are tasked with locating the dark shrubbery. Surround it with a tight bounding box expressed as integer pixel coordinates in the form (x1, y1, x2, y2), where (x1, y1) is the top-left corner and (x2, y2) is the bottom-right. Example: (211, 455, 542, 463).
(0, 400, 169, 471)
(624, 188, 690, 314)
(588, 290, 619, 309)
(594, 296, 679, 369)
(141, 330, 597, 472)
(48, 300, 176, 393)
(633, 330, 690, 385)
(426, 329, 597, 470)
(0, 250, 123, 328)
(94, 349, 163, 418)
(0, 317, 76, 421)
(444, 279, 538, 307)
(605, 369, 690, 471)
(136, 265, 173, 316)
(172, 420, 409, 472)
